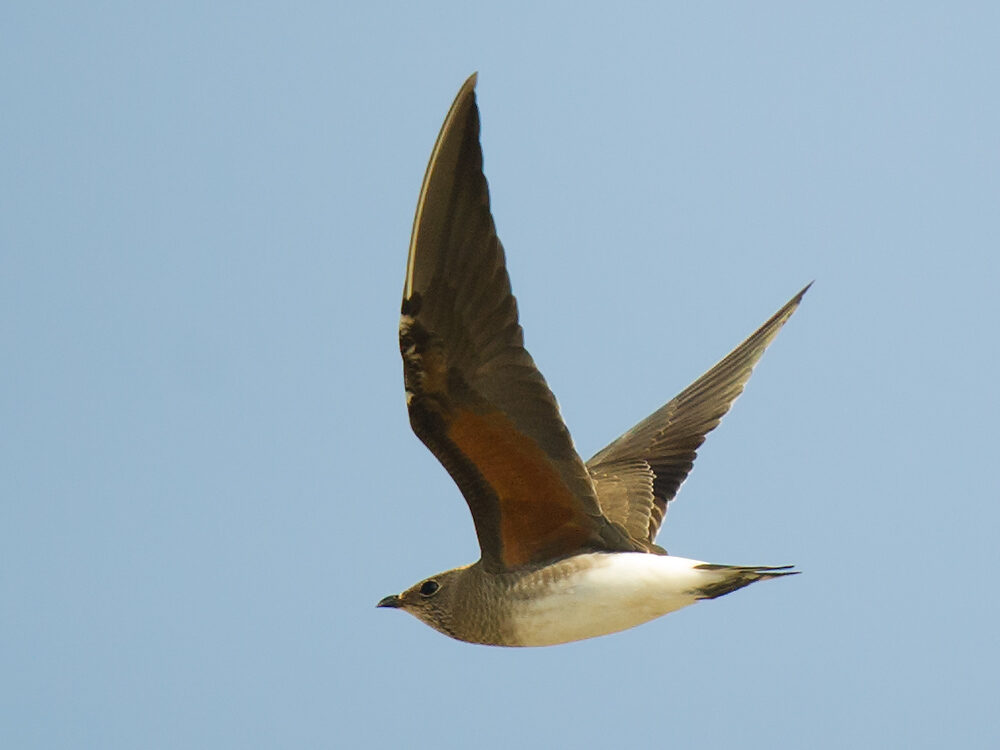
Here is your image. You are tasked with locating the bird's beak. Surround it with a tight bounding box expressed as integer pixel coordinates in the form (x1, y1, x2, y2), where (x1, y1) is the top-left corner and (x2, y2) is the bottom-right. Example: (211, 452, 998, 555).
(377, 594, 402, 609)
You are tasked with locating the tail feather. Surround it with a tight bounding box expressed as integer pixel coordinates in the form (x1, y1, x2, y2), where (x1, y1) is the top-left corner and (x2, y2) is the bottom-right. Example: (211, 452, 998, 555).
(692, 564, 799, 600)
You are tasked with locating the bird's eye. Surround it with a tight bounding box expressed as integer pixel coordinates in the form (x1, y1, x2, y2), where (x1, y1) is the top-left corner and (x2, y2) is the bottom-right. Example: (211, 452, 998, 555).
(419, 580, 439, 596)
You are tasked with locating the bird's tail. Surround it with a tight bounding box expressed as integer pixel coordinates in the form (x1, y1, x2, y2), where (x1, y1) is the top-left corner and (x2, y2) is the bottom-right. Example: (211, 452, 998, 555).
(691, 564, 799, 600)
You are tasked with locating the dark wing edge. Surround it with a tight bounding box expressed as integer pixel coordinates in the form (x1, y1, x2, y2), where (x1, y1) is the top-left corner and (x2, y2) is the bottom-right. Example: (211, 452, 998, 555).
(587, 284, 811, 544)
(401, 75, 642, 571)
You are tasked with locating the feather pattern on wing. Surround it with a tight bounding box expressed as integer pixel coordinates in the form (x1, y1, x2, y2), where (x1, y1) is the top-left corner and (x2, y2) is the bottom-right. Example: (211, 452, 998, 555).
(587, 285, 810, 544)
(402, 75, 643, 571)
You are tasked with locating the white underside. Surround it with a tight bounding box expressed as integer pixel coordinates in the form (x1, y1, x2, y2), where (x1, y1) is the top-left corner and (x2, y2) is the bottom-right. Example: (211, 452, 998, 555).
(510, 553, 714, 646)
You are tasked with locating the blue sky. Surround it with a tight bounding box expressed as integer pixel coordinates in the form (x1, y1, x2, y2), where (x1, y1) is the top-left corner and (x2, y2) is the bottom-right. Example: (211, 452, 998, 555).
(3, 3, 999, 748)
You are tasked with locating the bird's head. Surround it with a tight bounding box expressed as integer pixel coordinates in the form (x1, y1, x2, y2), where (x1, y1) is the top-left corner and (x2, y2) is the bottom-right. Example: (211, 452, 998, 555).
(376, 566, 473, 639)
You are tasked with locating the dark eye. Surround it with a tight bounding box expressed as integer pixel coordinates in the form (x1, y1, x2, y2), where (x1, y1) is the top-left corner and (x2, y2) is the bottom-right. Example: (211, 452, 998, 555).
(419, 580, 439, 596)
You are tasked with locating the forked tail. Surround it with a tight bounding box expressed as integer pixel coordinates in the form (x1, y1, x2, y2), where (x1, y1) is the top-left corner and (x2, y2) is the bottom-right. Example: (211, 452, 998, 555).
(692, 564, 799, 600)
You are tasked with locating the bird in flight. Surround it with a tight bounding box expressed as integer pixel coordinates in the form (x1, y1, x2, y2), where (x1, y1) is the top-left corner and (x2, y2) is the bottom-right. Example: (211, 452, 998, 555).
(378, 74, 808, 646)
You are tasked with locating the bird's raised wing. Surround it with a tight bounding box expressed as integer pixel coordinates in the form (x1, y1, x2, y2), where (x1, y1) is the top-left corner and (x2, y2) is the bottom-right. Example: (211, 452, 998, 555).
(587, 285, 810, 544)
(401, 75, 640, 572)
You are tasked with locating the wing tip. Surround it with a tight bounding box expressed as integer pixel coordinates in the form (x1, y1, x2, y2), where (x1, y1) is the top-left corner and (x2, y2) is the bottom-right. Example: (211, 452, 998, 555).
(454, 72, 479, 109)
(788, 280, 813, 310)
(404, 72, 482, 299)
(770, 280, 813, 327)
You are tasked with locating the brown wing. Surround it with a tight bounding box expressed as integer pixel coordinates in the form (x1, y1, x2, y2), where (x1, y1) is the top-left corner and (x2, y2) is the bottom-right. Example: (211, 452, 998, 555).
(587, 285, 810, 544)
(401, 74, 640, 572)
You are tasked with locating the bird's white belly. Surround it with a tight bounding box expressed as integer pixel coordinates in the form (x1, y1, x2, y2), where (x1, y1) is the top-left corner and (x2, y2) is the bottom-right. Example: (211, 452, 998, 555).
(509, 553, 709, 646)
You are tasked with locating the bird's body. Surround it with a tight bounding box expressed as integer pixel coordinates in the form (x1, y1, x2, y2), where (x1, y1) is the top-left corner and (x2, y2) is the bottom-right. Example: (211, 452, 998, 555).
(497, 554, 790, 647)
(378, 74, 807, 646)
(506, 553, 708, 647)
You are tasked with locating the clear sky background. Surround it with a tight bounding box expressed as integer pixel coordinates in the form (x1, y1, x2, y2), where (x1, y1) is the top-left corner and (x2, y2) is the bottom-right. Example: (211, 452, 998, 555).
(3, 3, 998, 748)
